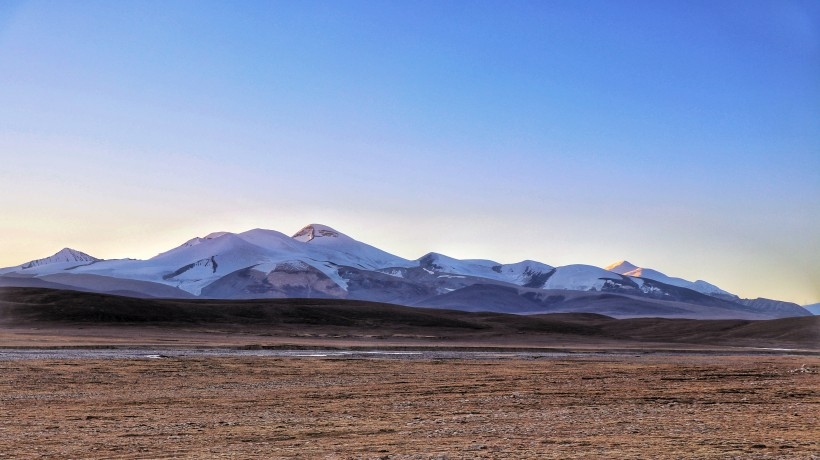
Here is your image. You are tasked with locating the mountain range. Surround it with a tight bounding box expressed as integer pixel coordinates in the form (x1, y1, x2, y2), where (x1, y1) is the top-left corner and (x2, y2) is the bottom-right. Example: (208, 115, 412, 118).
(0, 224, 811, 320)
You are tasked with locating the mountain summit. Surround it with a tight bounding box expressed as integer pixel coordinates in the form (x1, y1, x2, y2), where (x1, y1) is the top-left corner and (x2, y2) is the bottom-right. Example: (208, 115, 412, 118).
(604, 260, 731, 297)
(604, 260, 639, 274)
(19, 248, 99, 270)
(292, 224, 342, 243)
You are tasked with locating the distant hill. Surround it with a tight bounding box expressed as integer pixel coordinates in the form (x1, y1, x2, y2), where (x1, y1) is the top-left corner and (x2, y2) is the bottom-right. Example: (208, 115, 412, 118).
(804, 303, 820, 315)
(1, 287, 817, 350)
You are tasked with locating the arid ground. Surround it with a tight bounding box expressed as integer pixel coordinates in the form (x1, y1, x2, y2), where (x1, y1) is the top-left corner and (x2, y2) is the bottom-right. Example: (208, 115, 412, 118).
(0, 354, 818, 459)
(1, 288, 818, 458)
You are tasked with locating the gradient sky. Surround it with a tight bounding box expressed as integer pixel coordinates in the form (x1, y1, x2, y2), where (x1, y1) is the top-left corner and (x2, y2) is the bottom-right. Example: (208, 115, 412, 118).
(1, 0, 818, 304)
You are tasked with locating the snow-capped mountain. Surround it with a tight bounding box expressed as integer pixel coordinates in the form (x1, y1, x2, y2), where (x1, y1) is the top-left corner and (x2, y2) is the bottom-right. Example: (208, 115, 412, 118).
(414, 252, 555, 287)
(605, 260, 732, 296)
(292, 224, 413, 270)
(0, 248, 99, 275)
(0, 224, 811, 320)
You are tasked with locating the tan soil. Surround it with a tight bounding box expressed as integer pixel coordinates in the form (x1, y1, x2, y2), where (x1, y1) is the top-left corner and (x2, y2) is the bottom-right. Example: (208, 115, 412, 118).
(0, 354, 817, 459)
(1, 323, 813, 353)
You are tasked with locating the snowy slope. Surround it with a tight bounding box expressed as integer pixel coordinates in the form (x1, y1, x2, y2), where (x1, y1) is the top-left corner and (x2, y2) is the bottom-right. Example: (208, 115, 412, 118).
(492, 260, 556, 287)
(153, 231, 231, 256)
(1, 225, 408, 296)
(416, 252, 555, 288)
(605, 261, 732, 297)
(236, 228, 304, 256)
(417, 252, 500, 277)
(605, 260, 639, 275)
(291, 224, 413, 270)
(0, 231, 727, 299)
(62, 234, 276, 295)
(544, 264, 624, 291)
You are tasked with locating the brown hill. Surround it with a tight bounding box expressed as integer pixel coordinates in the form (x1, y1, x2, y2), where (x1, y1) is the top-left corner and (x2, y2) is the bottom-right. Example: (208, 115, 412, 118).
(1, 287, 817, 350)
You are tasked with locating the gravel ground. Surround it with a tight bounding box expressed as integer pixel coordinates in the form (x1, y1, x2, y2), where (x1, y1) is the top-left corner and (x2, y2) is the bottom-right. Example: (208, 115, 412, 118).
(0, 349, 586, 361)
(0, 354, 817, 459)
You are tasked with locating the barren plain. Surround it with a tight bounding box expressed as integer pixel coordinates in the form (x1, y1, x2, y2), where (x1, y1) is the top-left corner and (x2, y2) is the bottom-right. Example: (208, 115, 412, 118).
(0, 354, 817, 459)
(1, 288, 818, 458)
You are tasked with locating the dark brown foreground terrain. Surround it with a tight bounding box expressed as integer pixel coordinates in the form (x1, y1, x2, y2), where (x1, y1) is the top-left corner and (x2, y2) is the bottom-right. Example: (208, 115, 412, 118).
(1, 287, 818, 350)
(0, 354, 817, 459)
(1, 287, 818, 458)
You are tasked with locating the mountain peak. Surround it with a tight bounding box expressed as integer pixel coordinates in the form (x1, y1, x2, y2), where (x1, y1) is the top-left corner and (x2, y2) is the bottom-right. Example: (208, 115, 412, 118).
(292, 224, 342, 243)
(20, 247, 99, 269)
(605, 260, 639, 274)
(204, 231, 231, 240)
(55, 247, 96, 260)
(178, 231, 232, 250)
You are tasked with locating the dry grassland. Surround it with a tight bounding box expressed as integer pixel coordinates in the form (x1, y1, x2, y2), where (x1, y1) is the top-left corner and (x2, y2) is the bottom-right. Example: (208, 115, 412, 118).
(0, 354, 817, 459)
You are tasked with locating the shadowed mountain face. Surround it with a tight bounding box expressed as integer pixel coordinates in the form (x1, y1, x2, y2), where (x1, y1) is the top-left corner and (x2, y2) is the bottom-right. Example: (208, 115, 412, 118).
(0, 288, 817, 350)
(0, 224, 811, 319)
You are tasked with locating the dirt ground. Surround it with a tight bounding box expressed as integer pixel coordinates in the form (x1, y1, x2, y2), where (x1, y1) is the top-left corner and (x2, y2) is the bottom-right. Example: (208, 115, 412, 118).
(0, 354, 817, 459)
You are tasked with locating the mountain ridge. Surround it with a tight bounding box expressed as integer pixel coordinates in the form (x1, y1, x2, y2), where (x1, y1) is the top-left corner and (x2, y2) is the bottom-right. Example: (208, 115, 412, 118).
(0, 224, 811, 320)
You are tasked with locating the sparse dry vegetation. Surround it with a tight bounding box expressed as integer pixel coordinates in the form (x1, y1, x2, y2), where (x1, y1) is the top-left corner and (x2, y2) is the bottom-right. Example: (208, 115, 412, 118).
(1, 287, 818, 458)
(1, 354, 817, 459)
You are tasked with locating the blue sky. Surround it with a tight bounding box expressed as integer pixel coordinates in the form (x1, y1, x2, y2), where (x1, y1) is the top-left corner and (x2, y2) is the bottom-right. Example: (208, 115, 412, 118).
(0, 0, 818, 304)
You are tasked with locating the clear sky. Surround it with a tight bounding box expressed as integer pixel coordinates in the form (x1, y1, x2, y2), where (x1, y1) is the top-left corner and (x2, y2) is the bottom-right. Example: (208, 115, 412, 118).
(0, 0, 818, 304)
